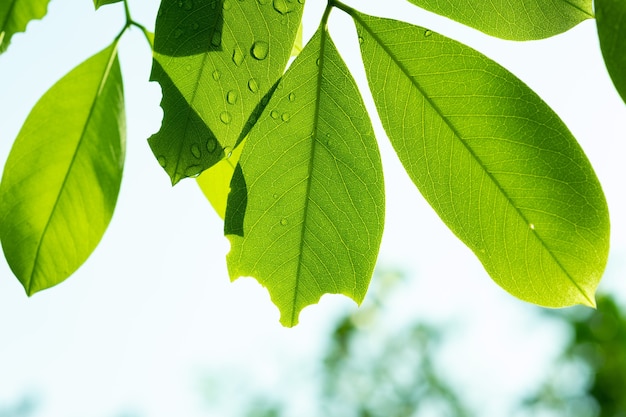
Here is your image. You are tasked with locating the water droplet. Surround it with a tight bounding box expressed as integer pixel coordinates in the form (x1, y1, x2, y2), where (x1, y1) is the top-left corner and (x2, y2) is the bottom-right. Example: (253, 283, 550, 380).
(270, 110, 279, 119)
(232, 46, 245, 66)
(358, 36, 364, 44)
(192, 22, 199, 30)
(185, 165, 203, 177)
(211, 32, 221, 47)
(248, 78, 259, 93)
(185, 64, 192, 71)
(280, 218, 288, 226)
(424, 29, 433, 37)
(298, 0, 304, 3)
(157, 156, 167, 167)
(529, 223, 535, 230)
(316, 58, 320, 66)
(288, 92, 296, 101)
(258, 0, 269, 4)
(212, 69, 221, 81)
(220, 111, 232, 124)
(227, 90, 238, 104)
(174, 28, 184, 38)
(191, 144, 201, 158)
(251, 41, 269, 60)
(223, 0, 232, 9)
(207, 137, 217, 153)
(224, 147, 233, 158)
(273, 193, 278, 199)
(273, 0, 291, 14)
(281, 112, 290, 122)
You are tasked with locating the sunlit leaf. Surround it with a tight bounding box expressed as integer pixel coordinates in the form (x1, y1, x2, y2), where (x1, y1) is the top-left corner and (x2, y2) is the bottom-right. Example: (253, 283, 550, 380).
(0, 43, 126, 295)
(0, 0, 51, 54)
(225, 26, 385, 327)
(93, 0, 122, 9)
(196, 140, 244, 219)
(404, 0, 593, 40)
(596, 0, 626, 104)
(354, 12, 609, 307)
(149, 0, 303, 184)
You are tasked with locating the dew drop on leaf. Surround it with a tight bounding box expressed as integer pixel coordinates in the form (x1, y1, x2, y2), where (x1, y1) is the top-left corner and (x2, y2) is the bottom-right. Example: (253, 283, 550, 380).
(211, 32, 221, 47)
(206, 137, 217, 153)
(232, 47, 245, 66)
(281, 112, 290, 122)
(258, 0, 269, 4)
(220, 111, 232, 124)
(270, 110, 279, 119)
(424, 29, 433, 37)
(280, 218, 288, 226)
(174, 28, 184, 38)
(288, 92, 296, 101)
(273, 0, 291, 14)
(273, 193, 278, 199)
(251, 41, 269, 60)
(227, 90, 238, 104)
(530, 223, 536, 230)
(224, 147, 233, 158)
(223, 0, 232, 10)
(185, 165, 203, 178)
(358, 36, 364, 44)
(192, 22, 199, 30)
(248, 78, 259, 93)
(191, 144, 201, 158)
(212, 69, 221, 81)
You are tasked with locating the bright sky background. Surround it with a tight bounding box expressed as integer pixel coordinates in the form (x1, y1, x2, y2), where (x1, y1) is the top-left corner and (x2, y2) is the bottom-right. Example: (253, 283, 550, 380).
(1, 0, 626, 416)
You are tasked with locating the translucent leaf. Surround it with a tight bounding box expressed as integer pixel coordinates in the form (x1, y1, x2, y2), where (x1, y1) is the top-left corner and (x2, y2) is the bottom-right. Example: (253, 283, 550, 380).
(196, 140, 244, 219)
(596, 0, 626, 104)
(404, 0, 593, 40)
(0, 43, 126, 295)
(93, 0, 122, 9)
(149, 0, 303, 184)
(225, 27, 385, 327)
(0, 0, 51, 53)
(354, 12, 609, 307)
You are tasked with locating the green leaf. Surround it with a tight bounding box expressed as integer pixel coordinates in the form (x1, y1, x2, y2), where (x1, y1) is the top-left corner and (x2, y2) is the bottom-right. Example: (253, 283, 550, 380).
(0, 0, 51, 54)
(225, 26, 385, 327)
(596, 0, 626, 104)
(354, 12, 609, 308)
(93, 0, 122, 9)
(0, 42, 126, 295)
(196, 140, 244, 219)
(404, 0, 593, 40)
(149, 0, 303, 185)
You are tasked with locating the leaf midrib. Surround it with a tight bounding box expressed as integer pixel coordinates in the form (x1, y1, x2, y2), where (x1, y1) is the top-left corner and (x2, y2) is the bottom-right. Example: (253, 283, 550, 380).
(352, 12, 592, 304)
(28, 44, 120, 294)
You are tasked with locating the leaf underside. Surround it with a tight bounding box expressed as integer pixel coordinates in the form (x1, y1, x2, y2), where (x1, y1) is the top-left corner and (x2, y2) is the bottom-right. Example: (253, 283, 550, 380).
(225, 26, 385, 327)
(149, 0, 303, 184)
(355, 11, 609, 307)
(0, 0, 51, 54)
(405, 0, 593, 40)
(0, 43, 126, 295)
(595, 0, 626, 104)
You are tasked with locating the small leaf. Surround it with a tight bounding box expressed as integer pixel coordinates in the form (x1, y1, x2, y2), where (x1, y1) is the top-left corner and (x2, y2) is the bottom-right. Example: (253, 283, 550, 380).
(93, 0, 122, 9)
(196, 140, 244, 219)
(404, 0, 593, 40)
(0, 42, 126, 295)
(149, 0, 303, 184)
(596, 0, 626, 104)
(0, 0, 51, 54)
(355, 12, 609, 307)
(225, 26, 385, 327)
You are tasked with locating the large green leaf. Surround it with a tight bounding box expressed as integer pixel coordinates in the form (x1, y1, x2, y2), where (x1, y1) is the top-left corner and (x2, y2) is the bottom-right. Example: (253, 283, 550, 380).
(0, 0, 51, 54)
(404, 0, 593, 40)
(225, 26, 385, 327)
(0, 43, 126, 295)
(353, 11, 609, 307)
(596, 0, 626, 104)
(149, 0, 303, 185)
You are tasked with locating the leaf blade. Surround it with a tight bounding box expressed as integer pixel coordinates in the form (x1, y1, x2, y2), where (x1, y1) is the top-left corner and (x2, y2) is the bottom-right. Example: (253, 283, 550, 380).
(0, 43, 126, 294)
(93, 0, 123, 9)
(404, 0, 593, 40)
(355, 12, 609, 307)
(225, 27, 385, 327)
(149, 0, 303, 184)
(0, 0, 51, 54)
(596, 0, 626, 104)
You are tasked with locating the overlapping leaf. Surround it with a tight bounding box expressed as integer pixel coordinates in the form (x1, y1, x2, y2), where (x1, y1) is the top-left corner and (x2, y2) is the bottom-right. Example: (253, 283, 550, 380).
(225, 26, 385, 327)
(0, 43, 126, 295)
(596, 0, 626, 104)
(405, 0, 593, 40)
(354, 11, 609, 307)
(149, 0, 303, 184)
(0, 0, 51, 54)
